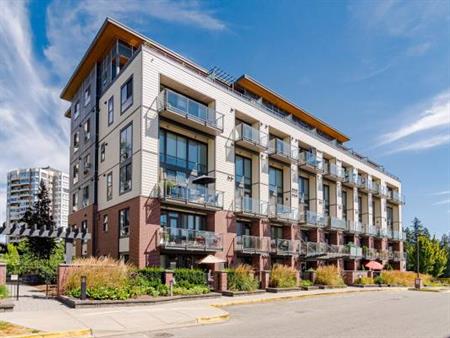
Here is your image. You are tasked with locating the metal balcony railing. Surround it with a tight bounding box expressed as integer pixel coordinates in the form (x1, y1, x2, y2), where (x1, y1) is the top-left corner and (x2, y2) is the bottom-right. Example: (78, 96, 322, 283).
(346, 220, 363, 233)
(301, 241, 328, 257)
(268, 139, 299, 162)
(323, 162, 345, 180)
(234, 123, 268, 150)
(235, 195, 269, 217)
(158, 89, 224, 132)
(300, 210, 328, 228)
(329, 217, 347, 230)
(347, 245, 363, 258)
(362, 247, 378, 260)
(269, 203, 299, 222)
(159, 180, 224, 209)
(235, 235, 270, 254)
(299, 151, 323, 172)
(159, 227, 223, 251)
(271, 238, 298, 255)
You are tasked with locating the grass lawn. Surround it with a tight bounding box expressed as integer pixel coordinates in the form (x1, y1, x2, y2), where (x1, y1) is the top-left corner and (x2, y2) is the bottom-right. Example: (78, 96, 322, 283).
(0, 321, 39, 336)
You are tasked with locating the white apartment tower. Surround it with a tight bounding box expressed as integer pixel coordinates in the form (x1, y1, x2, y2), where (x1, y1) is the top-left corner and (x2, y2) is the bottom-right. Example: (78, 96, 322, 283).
(6, 167, 69, 228)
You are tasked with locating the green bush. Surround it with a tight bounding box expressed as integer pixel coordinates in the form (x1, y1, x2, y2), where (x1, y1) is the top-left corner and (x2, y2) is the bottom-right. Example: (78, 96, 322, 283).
(354, 276, 374, 285)
(315, 265, 345, 286)
(374, 276, 384, 284)
(173, 285, 210, 295)
(0, 285, 8, 299)
(269, 264, 297, 288)
(174, 268, 206, 287)
(227, 264, 259, 292)
(138, 267, 164, 284)
(300, 280, 313, 288)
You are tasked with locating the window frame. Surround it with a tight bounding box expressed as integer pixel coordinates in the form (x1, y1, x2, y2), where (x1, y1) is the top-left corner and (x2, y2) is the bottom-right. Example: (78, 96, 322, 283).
(103, 214, 109, 232)
(120, 76, 133, 114)
(100, 143, 105, 162)
(84, 85, 91, 106)
(106, 172, 113, 201)
(119, 208, 130, 238)
(107, 96, 114, 126)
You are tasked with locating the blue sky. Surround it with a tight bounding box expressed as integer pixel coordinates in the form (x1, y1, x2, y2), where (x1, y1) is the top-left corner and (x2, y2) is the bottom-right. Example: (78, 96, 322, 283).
(0, 0, 449, 236)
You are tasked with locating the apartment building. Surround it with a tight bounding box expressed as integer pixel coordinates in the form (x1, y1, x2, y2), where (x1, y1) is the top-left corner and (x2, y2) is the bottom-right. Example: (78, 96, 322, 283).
(62, 18, 405, 271)
(6, 167, 69, 228)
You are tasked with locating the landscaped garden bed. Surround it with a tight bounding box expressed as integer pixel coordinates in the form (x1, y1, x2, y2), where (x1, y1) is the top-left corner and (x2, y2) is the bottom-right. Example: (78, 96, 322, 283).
(221, 290, 266, 297)
(225, 264, 260, 295)
(266, 287, 301, 293)
(314, 265, 347, 288)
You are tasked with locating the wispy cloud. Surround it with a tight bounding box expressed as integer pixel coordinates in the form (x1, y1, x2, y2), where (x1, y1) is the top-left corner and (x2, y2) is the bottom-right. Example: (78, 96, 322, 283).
(383, 134, 450, 155)
(431, 190, 450, 196)
(406, 42, 432, 57)
(433, 199, 450, 206)
(45, 0, 226, 80)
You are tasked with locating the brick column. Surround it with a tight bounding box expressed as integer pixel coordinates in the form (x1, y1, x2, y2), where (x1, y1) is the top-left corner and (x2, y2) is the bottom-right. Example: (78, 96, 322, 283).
(0, 263, 6, 285)
(57, 264, 71, 296)
(260, 270, 270, 289)
(214, 271, 228, 292)
(163, 270, 174, 286)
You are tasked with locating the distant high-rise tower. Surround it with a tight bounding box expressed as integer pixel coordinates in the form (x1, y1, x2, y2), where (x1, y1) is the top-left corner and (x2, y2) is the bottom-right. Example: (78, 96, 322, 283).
(6, 167, 69, 228)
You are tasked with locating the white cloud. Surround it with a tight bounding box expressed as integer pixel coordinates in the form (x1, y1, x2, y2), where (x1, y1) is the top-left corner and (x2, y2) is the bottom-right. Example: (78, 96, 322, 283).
(406, 42, 432, 56)
(45, 0, 226, 80)
(433, 199, 450, 206)
(383, 134, 450, 155)
(431, 190, 450, 196)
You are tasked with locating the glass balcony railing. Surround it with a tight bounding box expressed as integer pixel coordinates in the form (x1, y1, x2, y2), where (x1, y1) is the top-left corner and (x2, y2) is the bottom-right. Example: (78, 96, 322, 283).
(159, 227, 223, 251)
(159, 180, 224, 209)
(268, 139, 298, 162)
(343, 172, 364, 188)
(329, 217, 347, 230)
(234, 123, 268, 150)
(377, 228, 389, 238)
(271, 238, 298, 255)
(323, 162, 345, 180)
(235, 235, 270, 254)
(392, 251, 407, 261)
(302, 241, 328, 257)
(269, 203, 299, 222)
(158, 89, 224, 132)
(387, 190, 405, 205)
(362, 224, 378, 236)
(346, 220, 363, 233)
(235, 195, 268, 217)
(348, 245, 363, 258)
(378, 250, 389, 260)
(300, 210, 328, 228)
(370, 182, 380, 195)
(363, 247, 378, 260)
(299, 151, 323, 172)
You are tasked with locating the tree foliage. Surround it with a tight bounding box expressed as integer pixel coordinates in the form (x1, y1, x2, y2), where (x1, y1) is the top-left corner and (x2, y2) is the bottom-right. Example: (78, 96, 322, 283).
(20, 180, 56, 258)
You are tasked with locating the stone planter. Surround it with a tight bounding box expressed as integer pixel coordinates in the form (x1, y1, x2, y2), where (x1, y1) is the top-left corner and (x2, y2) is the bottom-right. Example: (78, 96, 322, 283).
(266, 287, 301, 293)
(221, 290, 266, 297)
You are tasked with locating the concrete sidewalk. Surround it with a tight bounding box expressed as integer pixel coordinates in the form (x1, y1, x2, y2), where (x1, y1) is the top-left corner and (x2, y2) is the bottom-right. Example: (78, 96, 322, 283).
(0, 287, 406, 337)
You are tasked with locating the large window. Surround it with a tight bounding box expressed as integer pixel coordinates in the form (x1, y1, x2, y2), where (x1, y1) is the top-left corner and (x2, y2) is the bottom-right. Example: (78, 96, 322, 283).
(100, 143, 105, 162)
(73, 132, 80, 153)
(119, 163, 132, 194)
(269, 167, 283, 204)
(119, 208, 129, 237)
(372, 200, 376, 225)
(107, 96, 114, 125)
(83, 119, 91, 141)
(387, 206, 393, 227)
(160, 210, 206, 230)
(73, 101, 80, 120)
(159, 129, 207, 175)
(121, 76, 133, 113)
(106, 172, 113, 200)
(358, 196, 363, 222)
(271, 226, 283, 239)
(83, 154, 91, 175)
(299, 176, 309, 211)
(103, 214, 109, 232)
(120, 123, 132, 194)
(236, 221, 251, 236)
(72, 192, 78, 212)
(323, 184, 330, 216)
(84, 85, 91, 106)
(342, 190, 348, 220)
(73, 163, 79, 184)
(82, 185, 89, 207)
(235, 155, 252, 197)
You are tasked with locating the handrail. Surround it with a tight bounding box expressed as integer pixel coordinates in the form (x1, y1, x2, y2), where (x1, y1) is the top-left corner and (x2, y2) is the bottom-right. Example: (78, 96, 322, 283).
(299, 151, 323, 171)
(235, 195, 269, 216)
(159, 180, 224, 208)
(235, 235, 270, 253)
(268, 139, 299, 161)
(159, 227, 223, 251)
(235, 123, 268, 148)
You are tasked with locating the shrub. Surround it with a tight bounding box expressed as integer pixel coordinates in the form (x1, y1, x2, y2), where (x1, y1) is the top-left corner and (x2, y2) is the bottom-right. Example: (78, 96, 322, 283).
(174, 268, 206, 288)
(0, 285, 8, 299)
(173, 285, 210, 295)
(315, 265, 345, 286)
(62, 257, 130, 296)
(138, 267, 164, 284)
(300, 279, 313, 288)
(354, 276, 374, 285)
(379, 271, 432, 287)
(227, 264, 259, 292)
(269, 264, 297, 288)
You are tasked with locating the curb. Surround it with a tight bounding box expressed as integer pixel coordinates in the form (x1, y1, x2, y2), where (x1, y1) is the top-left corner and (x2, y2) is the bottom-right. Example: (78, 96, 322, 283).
(9, 328, 92, 338)
(196, 313, 230, 324)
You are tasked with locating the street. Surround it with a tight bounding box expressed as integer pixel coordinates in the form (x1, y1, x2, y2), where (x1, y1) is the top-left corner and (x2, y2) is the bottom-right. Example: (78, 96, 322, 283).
(112, 291, 450, 338)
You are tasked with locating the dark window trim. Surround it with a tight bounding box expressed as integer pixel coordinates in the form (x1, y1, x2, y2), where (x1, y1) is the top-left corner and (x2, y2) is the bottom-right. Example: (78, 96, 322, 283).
(107, 96, 114, 126)
(120, 75, 133, 114)
(106, 171, 113, 201)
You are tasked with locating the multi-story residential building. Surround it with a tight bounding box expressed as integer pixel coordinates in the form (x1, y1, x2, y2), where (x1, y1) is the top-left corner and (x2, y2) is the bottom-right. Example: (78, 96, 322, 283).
(61, 18, 405, 271)
(6, 167, 69, 228)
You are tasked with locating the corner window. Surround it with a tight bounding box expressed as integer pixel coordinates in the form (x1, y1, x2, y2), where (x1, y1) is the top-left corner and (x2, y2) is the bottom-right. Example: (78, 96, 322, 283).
(106, 172, 113, 201)
(84, 119, 91, 141)
(73, 163, 79, 184)
(107, 96, 114, 125)
(100, 143, 105, 162)
(119, 208, 129, 237)
(84, 85, 91, 106)
(103, 214, 109, 232)
(73, 132, 80, 153)
(120, 77, 133, 113)
(73, 101, 80, 120)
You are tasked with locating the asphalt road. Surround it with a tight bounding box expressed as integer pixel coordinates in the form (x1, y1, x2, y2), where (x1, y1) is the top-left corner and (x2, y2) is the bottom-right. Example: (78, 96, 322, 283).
(106, 290, 450, 338)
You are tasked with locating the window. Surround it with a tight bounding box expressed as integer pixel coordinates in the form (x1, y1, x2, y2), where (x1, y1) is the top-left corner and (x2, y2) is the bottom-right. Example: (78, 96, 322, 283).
(119, 208, 129, 237)
(73, 101, 80, 120)
(372, 200, 376, 225)
(271, 226, 283, 239)
(103, 214, 109, 232)
(83, 154, 91, 174)
(107, 96, 114, 125)
(159, 129, 207, 175)
(120, 124, 132, 162)
(269, 167, 283, 204)
(323, 184, 330, 216)
(84, 85, 91, 106)
(120, 77, 133, 113)
(387, 206, 393, 227)
(83, 119, 91, 141)
(160, 210, 206, 230)
(236, 221, 251, 236)
(106, 172, 113, 200)
(73, 132, 80, 152)
(358, 196, 363, 222)
(235, 155, 252, 197)
(342, 190, 348, 220)
(119, 163, 132, 194)
(82, 185, 89, 207)
(72, 192, 78, 212)
(73, 163, 79, 184)
(81, 220, 88, 231)
(100, 143, 105, 162)
(299, 176, 309, 211)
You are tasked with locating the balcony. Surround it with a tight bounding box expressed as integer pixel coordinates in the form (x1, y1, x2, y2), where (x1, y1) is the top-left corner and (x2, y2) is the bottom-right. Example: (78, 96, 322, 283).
(342, 172, 364, 188)
(328, 217, 347, 231)
(327, 244, 351, 259)
(235, 235, 270, 255)
(361, 224, 378, 237)
(299, 151, 324, 173)
(158, 89, 224, 135)
(300, 241, 328, 258)
(159, 227, 223, 251)
(376, 227, 389, 238)
(387, 190, 405, 205)
(271, 238, 299, 256)
(299, 210, 328, 228)
(268, 139, 298, 164)
(370, 182, 381, 196)
(391, 251, 406, 262)
(378, 250, 389, 260)
(359, 178, 371, 193)
(362, 247, 378, 260)
(323, 162, 345, 181)
(234, 123, 268, 152)
(159, 180, 224, 210)
(391, 229, 406, 241)
(346, 220, 363, 233)
(269, 203, 299, 223)
(235, 195, 268, 218)
(347, 245, 363, 258)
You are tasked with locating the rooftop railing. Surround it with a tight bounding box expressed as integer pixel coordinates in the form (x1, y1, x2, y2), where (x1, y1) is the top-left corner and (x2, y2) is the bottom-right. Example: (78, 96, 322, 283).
(158, 89, 224, 132)
(235, 235, 270, 254)
(159, 227, 223, 251)
(234, 123, 268, 150)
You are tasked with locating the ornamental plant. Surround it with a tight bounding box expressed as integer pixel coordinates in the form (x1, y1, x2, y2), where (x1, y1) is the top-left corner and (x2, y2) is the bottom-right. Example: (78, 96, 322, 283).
(315, 265, 345, 286)
(269, 264, 297, 288)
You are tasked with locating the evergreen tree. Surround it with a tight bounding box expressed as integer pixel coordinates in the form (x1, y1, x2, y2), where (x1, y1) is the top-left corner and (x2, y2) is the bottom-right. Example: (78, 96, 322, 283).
(21, 180, 56, 259)
(440, 233, 450, 277)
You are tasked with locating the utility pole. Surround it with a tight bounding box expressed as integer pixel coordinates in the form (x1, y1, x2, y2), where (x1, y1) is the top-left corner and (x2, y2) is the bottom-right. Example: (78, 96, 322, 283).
(415, 221, 422, 289)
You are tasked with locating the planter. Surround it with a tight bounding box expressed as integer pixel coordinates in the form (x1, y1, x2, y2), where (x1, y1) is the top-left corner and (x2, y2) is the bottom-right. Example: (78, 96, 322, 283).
(266, 287, 301, 293)
(301, 286, 320, 291)
(318, 285, 347, 289)
(222, 290, 266, 297)
(353, 284, 379, 288)
(57, 292, 221, 309)
(0, 302, 14, 312)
